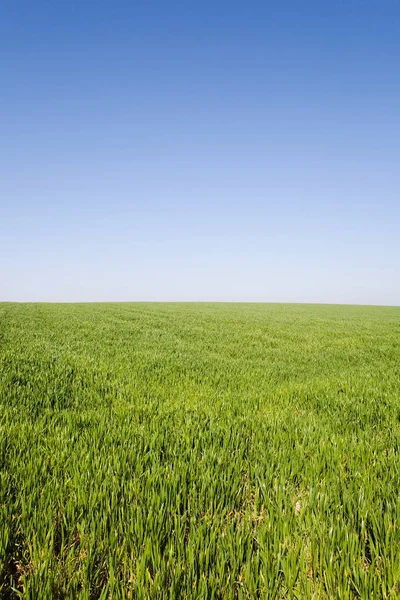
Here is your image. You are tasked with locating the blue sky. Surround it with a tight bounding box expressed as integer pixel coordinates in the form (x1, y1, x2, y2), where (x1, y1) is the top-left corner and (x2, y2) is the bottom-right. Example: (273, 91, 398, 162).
(1, 0, 399, 303)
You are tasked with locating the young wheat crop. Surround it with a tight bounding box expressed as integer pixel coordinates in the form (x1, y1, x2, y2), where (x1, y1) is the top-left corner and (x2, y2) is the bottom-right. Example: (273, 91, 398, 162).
(1, 302, 400, 598)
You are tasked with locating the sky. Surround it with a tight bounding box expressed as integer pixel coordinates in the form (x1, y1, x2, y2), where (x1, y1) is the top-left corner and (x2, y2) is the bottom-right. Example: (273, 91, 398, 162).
(1, 0, 399, 304)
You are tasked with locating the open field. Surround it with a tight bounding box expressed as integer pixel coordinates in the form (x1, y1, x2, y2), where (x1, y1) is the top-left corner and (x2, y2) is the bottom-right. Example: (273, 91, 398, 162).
(1, 302, 400, 599)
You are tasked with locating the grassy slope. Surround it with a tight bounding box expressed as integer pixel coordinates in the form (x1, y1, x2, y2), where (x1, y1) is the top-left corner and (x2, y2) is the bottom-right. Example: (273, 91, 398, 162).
(1, 302, 400, 598)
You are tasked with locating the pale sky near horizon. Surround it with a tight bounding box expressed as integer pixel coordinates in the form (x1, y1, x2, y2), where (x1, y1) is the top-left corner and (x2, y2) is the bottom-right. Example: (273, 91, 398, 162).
(1, 1, 399, 304)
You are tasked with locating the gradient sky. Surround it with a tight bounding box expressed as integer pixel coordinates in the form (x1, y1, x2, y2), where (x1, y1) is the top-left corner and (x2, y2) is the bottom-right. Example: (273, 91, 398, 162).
(1, 0, 399, 304)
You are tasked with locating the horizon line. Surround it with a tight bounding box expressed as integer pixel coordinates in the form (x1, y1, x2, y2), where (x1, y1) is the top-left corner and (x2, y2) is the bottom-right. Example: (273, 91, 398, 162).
(1, 300, 399, 308)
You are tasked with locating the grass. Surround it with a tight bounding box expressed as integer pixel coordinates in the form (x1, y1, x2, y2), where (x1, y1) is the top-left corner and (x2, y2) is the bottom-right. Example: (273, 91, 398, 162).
(1, 301, 400, 598)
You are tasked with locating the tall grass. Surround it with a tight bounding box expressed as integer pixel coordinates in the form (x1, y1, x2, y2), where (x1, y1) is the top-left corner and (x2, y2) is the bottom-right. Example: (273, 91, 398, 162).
(1, 302, 400, 598)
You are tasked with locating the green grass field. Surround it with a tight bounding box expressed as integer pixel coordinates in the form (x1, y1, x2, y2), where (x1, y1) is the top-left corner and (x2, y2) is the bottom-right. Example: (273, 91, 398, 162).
(1, 302, 400, 599)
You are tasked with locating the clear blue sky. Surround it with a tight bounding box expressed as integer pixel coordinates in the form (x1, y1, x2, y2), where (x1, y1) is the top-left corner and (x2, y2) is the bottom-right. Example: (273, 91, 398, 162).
(1, 1, 399, 304)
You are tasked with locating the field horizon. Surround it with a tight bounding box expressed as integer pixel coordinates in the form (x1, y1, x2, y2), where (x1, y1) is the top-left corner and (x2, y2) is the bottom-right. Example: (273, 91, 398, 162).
(2, 301, 400, 308)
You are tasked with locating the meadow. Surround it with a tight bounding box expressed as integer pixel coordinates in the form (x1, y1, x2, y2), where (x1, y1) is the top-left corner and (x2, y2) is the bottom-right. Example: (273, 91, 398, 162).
(1, 302, 400, 599)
